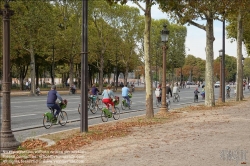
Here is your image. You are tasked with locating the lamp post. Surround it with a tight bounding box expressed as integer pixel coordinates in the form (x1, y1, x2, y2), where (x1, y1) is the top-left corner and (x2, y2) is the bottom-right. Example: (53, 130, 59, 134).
(0, 1, 21, 151)
(80, 0, 88, 132)
(218, 49, 223, 102)
(242, 56, 245, 98)
(52, 39, 55, 85)
(159, 24, 170, 113)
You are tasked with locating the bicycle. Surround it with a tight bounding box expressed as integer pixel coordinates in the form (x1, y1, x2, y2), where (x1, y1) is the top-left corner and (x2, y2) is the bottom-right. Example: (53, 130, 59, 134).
(121, 93, 132, 110)
(43, 101, 68, 129)
(173, 93, 180, 102)
(156, 97, 170, 109)
(78, 95, 102, 114)
(101, 97, 120, 122)
(226, 90, 230, 99)
(194, 95, 198, 102)
(166, 97, 171, 110)
(156, 97, 161, 107)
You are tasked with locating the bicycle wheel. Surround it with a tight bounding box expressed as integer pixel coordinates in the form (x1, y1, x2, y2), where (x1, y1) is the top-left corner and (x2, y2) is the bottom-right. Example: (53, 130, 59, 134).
(101, 109, 109, 122)
(113, 107, 120, 120)
(173, 96, 177, 102)
(96, 98, 103, 109)
(177, 95, 180, 102)
(90, 102, 98, 114)
(43, 115, 52, 129)
(129, 100, 132, 108)
(78, 103, 81, 114)
(156, 99, 161, 107)
(167, 100, 171, 109)
(121, 100, 126, 110)
(58, 111, 68, 126)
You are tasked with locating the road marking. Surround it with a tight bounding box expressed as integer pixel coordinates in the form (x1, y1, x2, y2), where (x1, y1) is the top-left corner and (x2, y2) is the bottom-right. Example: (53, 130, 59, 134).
(0, 114, 37, 119)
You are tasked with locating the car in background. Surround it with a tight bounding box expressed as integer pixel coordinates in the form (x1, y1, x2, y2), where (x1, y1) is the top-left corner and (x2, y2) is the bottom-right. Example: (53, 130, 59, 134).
(214, 81, 220, 88)
(187, 82, 196, 85)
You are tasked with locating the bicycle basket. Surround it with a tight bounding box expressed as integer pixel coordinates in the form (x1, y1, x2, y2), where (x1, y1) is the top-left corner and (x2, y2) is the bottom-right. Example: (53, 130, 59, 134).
(59, 99, 68, 109)
(128, 93, 132, 98)
(114, 99, 119, 106)
(114, 96, 119, 105)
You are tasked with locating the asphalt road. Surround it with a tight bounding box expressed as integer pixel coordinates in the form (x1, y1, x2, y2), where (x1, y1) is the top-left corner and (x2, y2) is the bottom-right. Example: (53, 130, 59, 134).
(1, 86, 250, 142)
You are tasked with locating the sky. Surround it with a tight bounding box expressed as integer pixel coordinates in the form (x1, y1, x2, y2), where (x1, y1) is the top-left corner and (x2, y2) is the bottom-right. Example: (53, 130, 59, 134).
(126, 2, 246, 60)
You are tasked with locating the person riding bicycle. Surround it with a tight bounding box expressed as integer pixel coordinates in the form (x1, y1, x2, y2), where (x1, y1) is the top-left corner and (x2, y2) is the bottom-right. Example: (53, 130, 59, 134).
(102, 84, 116, 113)
(122, 84, 131, 108)
(90, 84, 100, 103)
(194, 87, 200, 100)
(226, 84, 231, 97)
(47, 85, 64, 119)
(172, 83, 180, 97)
(155, 83, 162, 103)
(70, 84, 76, 94)
(36, 86, 41, 95)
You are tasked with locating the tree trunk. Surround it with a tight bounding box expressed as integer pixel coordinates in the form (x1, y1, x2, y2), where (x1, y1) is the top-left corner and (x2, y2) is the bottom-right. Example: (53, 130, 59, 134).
(30, 48, 36, 95)
(236, 9, 243, 101)
(99, 53, 104, 92)
(204, 17, 215, 106)
(69, 56, 74, 86)
(144, 0, 154, 118)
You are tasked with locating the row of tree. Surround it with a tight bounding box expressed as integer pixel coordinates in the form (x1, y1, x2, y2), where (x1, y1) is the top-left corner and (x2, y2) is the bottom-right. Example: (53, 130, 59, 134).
(1, 0, 249, 119)
(0, 0, 187, 94)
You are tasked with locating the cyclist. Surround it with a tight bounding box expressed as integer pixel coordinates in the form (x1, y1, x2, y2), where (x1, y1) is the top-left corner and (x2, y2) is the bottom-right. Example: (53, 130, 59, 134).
(70, 84, 76, 94)
(172, 83, 180, 97)
(166, 84, 172, 104)
(36, 86, 41, 95)
(194, 87, 200, 100)
(226, 84, 231, 97)
(102, 84, 116, 113)
(122, 84, 131, 108)
(91, 83, 99, 96)
(90, 84, 100, 103)
(155, 83, 162, 103)
(47, 85, 64, 119)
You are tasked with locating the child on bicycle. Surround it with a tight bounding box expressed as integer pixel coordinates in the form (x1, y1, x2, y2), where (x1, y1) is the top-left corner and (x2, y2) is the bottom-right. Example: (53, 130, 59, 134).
(226, 84, 231, 97)
(102, 84, 116, 113)
(194, 88, 200, 100)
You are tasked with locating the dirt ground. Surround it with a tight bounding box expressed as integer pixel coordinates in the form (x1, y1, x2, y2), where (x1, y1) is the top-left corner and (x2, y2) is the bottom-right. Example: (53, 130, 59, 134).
(37, 100, 250, 166)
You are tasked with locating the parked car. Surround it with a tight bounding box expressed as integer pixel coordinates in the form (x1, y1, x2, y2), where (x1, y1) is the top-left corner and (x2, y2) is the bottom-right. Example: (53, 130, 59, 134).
(187, 82, 195, 85)
(214, 81, 220, 88)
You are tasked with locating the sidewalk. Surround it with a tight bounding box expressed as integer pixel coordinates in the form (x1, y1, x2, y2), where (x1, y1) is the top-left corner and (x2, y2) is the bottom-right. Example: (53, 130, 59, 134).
(34, 98, 250, 166)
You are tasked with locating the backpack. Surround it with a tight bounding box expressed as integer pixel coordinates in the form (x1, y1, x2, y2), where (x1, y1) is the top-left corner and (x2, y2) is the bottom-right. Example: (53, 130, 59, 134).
(155, 88, 161, 97)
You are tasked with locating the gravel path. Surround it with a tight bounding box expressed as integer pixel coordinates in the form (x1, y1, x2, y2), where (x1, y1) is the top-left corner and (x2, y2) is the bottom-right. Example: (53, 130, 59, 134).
(38, 100, 250, 166)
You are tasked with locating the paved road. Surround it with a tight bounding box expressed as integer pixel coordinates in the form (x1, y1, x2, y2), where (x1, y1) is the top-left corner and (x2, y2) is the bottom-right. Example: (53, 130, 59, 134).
(1, 87, 249, 142)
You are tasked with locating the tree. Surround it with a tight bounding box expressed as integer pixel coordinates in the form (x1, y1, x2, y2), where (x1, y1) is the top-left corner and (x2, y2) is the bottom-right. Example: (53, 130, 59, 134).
(106, 0, 158, 118)
(10, 1, 56, 95)
(157, 0, 232, 106)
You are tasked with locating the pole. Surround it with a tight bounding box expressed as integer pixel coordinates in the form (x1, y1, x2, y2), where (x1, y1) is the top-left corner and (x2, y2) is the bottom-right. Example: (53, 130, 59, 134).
(218, 56, 222, 102)
(52, 40, 55, 85)
(0, 2, 20, 152)
(159, 42, 167, 113)
(115, 54, 118, 91)
(80, 0, 88, 132)
(222, 19, 225, 102)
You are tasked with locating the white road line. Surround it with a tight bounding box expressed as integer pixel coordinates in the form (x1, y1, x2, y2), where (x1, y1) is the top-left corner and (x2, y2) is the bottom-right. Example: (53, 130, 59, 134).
(0, 114, 37, 119)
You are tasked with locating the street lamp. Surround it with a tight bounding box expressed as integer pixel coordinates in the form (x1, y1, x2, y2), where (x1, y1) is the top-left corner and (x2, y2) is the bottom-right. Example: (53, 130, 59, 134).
(159, 24, 170, 113)
(242, 56, 245, 96)
(80, 0, 88, 132)
(0, 1, 21, 151)
(218, 49, 223, 102)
